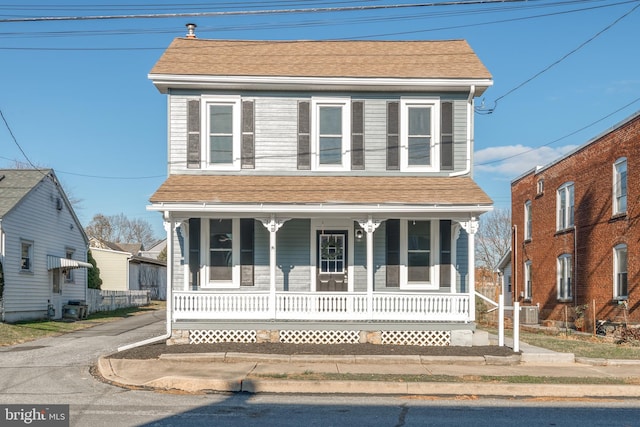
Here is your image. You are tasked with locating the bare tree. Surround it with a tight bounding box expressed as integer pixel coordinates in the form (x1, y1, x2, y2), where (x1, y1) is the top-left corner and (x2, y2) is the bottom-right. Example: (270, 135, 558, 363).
(476, 208, 512, 271)
(85, 213, 157, 248)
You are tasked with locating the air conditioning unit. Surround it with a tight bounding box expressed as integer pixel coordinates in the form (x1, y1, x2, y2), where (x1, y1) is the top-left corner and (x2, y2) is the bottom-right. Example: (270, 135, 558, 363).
(520, 305, 539, 324)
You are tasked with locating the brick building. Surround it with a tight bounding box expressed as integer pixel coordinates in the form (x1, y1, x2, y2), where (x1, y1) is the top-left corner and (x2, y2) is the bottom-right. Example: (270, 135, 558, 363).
(511, 111, 640, 329)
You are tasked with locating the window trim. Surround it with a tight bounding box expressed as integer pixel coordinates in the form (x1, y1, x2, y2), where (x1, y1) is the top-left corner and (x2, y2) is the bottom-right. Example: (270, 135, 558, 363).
(63, 248, 75, 283)
(20, 240, 34, 273)
(524, 200, 532, 241)
(524, 260, 532, 301)
(311, 97, 351, 171)
(613, 157, 627, 216)
(201, 95, 242, 171)
(400, 98, 441, 172)
(613, 244, 628, 300)
(201, 218, 241, 289)
(556, 182, 575, 231)
(399, 219, 439, 290)
(556, 253, 572, 301)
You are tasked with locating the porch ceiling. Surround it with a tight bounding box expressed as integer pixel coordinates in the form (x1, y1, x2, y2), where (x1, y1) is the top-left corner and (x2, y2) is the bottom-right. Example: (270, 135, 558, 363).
(149, 175, 492, 209)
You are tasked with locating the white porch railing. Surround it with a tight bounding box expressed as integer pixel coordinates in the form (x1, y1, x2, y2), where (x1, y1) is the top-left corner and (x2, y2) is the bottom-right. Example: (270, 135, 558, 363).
(173, 291, 471, 322)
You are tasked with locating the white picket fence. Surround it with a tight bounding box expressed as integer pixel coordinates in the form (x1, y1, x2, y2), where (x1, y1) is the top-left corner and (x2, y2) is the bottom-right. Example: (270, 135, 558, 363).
(86, 289, 150, 314)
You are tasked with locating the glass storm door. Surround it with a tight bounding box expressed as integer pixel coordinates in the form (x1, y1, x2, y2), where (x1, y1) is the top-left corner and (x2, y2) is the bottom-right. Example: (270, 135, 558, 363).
(317, 231, 348, 292)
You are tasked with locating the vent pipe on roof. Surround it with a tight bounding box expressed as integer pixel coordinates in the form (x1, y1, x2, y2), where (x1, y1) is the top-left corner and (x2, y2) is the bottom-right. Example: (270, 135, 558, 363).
(186, 23, 197, 39)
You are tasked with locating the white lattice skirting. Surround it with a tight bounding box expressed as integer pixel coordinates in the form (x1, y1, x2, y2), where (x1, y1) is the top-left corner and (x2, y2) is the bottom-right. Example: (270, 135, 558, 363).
(381, 330, 451, 346)
(186, 329, 452, 346)
(280, 329, 360, 344)
(190, 329, 257, 344)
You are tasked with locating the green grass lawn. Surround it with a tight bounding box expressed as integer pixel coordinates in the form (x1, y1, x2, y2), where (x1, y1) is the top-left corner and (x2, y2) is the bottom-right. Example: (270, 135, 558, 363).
(485, 327, 640, 360)
(0, 301, 164, 346)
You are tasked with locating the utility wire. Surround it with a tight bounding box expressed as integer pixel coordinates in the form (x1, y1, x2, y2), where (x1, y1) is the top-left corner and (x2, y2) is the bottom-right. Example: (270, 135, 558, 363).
(0, 108, 41, 170)
(476, 0, 640, 114)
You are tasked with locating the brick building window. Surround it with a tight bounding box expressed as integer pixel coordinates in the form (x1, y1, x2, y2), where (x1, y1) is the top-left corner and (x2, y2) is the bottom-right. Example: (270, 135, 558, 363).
(524, 260, 532, 300)
(524, 200, 532, 241)
(614, 244, 628, 300)
(613, 158, 627, 215)
(557, 182, 574, 231)
(536, 178, 544, 196)
(557, 254, 572, 301)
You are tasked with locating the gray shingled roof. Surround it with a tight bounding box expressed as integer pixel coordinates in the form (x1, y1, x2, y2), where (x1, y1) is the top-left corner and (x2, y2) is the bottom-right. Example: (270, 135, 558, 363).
(0, 169, 51, 218)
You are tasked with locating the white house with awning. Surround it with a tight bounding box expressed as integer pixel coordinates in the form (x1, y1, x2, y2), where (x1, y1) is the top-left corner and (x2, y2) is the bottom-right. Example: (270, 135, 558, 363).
(0, 169, 91, 322)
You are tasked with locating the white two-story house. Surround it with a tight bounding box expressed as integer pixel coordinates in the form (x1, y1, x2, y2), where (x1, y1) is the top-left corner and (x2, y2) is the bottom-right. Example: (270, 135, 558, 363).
(148, 28, 493, 346)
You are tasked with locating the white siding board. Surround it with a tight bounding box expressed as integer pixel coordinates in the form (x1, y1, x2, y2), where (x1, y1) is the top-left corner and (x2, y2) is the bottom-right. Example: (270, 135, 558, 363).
(91, 248, 130, 291)
(254, 97, 298, 171)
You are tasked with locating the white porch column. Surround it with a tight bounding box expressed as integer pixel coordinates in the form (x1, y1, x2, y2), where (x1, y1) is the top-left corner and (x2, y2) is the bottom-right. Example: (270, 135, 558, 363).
(460, 217, 479, 322)
(259, 215, 289, 318)
(163, 215, 174, 337)
(357, 217, 381, 320)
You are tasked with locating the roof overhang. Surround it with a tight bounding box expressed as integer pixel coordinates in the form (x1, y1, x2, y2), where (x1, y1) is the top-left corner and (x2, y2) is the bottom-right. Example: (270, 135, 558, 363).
(47, 255, 93, 270)
(148, 74, 493, 95)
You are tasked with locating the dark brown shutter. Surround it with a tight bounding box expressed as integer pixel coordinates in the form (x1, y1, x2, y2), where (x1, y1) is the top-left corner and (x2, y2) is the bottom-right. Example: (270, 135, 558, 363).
(297, 101, 311, 170)
(240, 219, 255, 286)
(440, 220, 452, 288)
(187, 99, 201, 169)
(351, 100, 365, 170)
(386, 219, 400, 287)
(188, 218, 201, 290)
(386, 101, 399, 170)
(441, 101, 454, 170)
(241, 100, 255, 169)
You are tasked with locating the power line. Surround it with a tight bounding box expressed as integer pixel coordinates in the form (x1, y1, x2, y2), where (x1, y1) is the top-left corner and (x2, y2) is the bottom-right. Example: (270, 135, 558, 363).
(476, 0, 640, 114)
(476, 96, 640, 166)
(0, 108, 41, 170)
(0, 0, 541, 23)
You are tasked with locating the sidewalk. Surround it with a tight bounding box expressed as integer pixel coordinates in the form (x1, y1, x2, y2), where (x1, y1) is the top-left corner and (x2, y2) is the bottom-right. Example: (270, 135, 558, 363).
(96, 339, 640, 398)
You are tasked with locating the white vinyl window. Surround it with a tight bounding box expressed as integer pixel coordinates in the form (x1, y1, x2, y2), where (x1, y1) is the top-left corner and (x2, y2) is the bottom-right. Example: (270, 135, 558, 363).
(524, 260, 532, 300)
(557, 254, 572, 301)
(524, 200, 532, 240)
(63, 248, 75, 283)
(614, 244, 628, 299)
(202, 219, 240, 288)
(202, 96, 241, 170)
(557, 182, 574, 230)
(400, 220, 439, 290)
(21, 240, 33, 272)
(613, 158, 627, 215)
(312, 98, 350, 171)
(400, 98, 440, 172)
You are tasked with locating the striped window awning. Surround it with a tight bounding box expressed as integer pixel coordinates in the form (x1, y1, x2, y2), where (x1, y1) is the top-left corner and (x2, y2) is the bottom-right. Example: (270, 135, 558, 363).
(47, 255, 93, 270)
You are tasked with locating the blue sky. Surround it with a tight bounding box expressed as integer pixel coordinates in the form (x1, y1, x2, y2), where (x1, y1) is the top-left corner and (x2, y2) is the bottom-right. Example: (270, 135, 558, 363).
(1, 0, 639, 239)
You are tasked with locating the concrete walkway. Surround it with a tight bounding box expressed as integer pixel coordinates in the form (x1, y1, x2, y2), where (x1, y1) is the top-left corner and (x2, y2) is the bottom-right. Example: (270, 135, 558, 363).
(96, 341, 640, 398)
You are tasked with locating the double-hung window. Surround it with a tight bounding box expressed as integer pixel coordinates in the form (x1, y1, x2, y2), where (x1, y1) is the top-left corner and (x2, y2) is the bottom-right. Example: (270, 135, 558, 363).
(203, 96, 241, 170)
(400, 99, 440, 171)
(524, 200, 532, 240)
(21, 240, 33, 272)
(557, 182, 574, 230)
(524, 260, 532, 300)
(64, 249, 75, 283)
(613, 158, 627, 215)
(557, 254, 572, 301)
(401, 220, 438, 290)
(614, 244, 628, 299)
(312, 98, 350, 170)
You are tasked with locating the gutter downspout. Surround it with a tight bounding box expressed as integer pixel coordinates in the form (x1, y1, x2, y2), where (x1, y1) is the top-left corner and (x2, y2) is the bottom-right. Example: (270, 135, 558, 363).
(118, 213, 173, 352)
(450, 85, 475, 177)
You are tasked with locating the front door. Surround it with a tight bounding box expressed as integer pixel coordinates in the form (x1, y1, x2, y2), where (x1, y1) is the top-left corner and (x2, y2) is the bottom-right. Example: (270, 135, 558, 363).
(50, 270, 62, 319)
(317, 231, 348, 292)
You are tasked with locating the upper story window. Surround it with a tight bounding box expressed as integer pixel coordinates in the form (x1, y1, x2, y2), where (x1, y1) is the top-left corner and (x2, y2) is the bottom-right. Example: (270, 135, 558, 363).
(613, 158, 627, 215)
(556, 182, 574, 231)
(524, 200, 532, 241)
(557, 254, 572, 301)
(524, 260, 532, 300)
(21, 240, 33, 272)
(536, 178, 544, 196)
(202, 96, 241, 170)
(400, 98, 440, 172)
(614, 244, 628, 300)
(312, 98, 350, 171)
